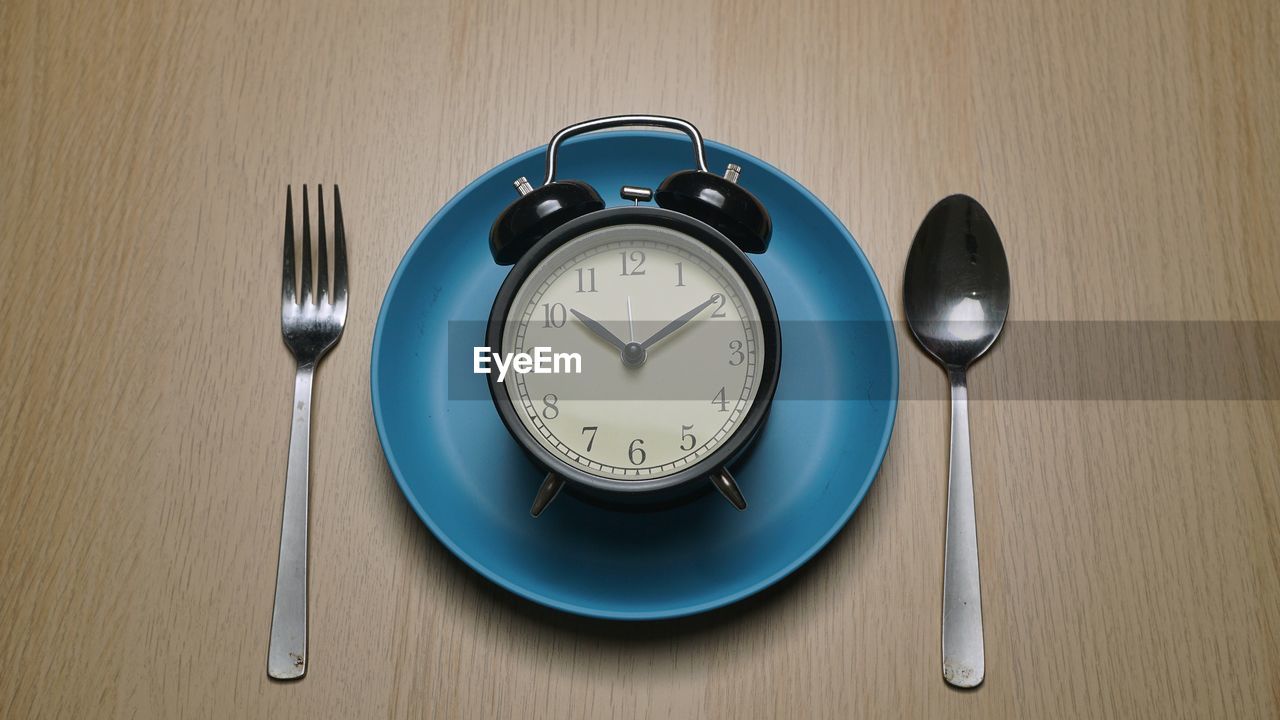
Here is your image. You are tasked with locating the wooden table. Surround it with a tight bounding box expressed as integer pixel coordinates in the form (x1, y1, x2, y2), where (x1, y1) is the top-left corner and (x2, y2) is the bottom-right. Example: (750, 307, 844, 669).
(3, 1, 1277, 717)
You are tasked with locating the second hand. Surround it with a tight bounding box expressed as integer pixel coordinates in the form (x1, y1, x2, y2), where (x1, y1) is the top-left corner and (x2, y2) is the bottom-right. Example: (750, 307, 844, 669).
(627, 296, 635, 343)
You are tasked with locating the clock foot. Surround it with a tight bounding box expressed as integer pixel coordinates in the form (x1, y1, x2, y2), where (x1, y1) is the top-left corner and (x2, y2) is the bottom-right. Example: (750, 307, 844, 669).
(530, 472, 565, 517)
(709, 468, 747, 510)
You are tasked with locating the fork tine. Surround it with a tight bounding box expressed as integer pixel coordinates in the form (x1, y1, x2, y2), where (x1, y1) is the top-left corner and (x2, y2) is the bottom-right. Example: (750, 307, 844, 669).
(317, 185, 329, 303)
(301, 185, 313, 304)
(282, 185, 296, 305)
(332, 185, 348, 306)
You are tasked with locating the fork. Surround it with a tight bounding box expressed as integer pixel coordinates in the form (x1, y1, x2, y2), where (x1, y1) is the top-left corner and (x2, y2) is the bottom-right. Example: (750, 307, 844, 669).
(268, 185, 347, 680)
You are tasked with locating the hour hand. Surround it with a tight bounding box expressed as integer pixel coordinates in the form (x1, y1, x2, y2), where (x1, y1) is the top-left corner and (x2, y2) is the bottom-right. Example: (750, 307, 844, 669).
(569, 308, 627, 351)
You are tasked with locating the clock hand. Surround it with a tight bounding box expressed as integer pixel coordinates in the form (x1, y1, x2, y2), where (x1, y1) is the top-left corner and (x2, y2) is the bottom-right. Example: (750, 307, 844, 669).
(569, 308, 627, 352)
(627, 296, 635, 343)
(639, 294, 721, 351)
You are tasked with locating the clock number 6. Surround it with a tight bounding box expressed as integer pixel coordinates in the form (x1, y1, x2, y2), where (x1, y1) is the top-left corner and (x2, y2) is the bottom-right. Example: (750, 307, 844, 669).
(628, 438, 646, 465)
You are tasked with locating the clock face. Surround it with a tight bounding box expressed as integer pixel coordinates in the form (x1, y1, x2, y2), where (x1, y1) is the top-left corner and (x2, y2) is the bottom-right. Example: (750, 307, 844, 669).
(500, 223, 763, 481)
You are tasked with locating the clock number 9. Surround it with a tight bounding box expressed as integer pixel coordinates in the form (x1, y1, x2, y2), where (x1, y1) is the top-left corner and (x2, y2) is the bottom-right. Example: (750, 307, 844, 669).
(542, 393, 559, 419)
(728, 339, 745, 366)
(628, 438, 646, 465)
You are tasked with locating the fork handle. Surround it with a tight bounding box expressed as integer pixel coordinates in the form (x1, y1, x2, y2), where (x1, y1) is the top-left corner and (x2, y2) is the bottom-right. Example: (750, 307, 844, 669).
(268, 363, 313, 680)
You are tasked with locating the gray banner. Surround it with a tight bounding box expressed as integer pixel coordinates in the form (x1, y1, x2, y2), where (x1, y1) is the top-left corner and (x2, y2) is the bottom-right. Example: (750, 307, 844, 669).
(446, 321, 1280, 401)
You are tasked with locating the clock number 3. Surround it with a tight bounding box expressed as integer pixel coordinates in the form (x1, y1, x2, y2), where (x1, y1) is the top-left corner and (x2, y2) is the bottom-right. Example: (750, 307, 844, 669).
(728, 339, 745, 366)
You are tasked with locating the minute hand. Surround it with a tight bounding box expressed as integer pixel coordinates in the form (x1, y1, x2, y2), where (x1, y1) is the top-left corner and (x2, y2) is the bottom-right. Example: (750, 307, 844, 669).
(639, 295, 720, 350)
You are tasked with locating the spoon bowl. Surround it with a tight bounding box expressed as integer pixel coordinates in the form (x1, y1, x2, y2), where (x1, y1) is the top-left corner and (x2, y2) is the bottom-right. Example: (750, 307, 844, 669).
(904, 195, 1009, 369)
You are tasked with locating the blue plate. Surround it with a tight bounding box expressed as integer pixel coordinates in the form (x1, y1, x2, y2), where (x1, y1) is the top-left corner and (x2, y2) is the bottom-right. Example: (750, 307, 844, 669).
(372, 132, 897, 620)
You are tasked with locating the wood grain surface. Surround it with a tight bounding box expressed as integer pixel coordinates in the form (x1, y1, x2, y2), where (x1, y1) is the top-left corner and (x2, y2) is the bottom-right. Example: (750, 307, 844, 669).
(2, 0, 1278, 717)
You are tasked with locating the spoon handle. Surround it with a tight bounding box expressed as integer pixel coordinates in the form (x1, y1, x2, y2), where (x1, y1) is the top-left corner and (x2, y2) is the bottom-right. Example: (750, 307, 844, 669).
(942, 368, 985, 687)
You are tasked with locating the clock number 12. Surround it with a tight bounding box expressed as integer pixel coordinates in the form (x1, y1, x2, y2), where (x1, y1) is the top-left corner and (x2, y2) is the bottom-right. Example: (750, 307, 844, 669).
(619, 250, 646, 276)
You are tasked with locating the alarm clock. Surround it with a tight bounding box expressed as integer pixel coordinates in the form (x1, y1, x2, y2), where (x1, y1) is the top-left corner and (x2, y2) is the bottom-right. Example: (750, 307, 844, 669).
(485, 115, 781, 516)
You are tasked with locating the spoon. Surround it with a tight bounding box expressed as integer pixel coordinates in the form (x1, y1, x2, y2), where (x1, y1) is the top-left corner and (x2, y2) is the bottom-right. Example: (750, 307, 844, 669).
(903, 194, 1010, 688)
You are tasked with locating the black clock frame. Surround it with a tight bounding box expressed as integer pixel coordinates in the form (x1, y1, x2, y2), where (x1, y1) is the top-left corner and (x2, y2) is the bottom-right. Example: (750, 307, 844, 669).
(485, 206, 782, 506)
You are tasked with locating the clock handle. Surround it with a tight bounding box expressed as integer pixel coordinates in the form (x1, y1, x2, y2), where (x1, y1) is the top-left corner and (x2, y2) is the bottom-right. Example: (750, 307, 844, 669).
(542, 115, 708, 186)
(710, 468, 747, 510)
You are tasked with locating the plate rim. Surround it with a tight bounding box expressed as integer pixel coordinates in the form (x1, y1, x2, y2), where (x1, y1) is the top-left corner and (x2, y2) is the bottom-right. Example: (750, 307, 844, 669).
(371, 131, 899, 620)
